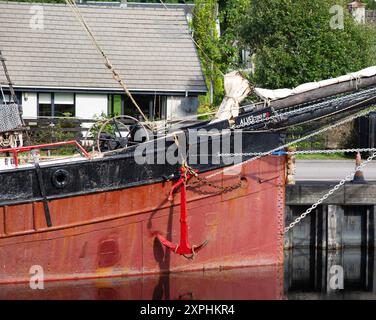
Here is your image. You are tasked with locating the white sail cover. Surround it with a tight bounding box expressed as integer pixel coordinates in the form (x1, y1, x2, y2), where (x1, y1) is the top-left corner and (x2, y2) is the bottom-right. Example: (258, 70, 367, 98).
(254, 66, 376, 101)
(212, 71, 252, 123)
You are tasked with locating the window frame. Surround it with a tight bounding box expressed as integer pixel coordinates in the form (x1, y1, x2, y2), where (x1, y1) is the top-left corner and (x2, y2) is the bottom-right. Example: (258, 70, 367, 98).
(37, 93, 76, 117)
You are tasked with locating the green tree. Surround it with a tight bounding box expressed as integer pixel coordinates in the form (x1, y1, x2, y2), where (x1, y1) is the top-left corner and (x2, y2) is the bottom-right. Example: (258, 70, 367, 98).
(364, 0, 376, 10)
(192, 0, 224, 106)
(218, 0, 251, 69)
(193, 0, 251, 107)
(240, 0, 376, 89)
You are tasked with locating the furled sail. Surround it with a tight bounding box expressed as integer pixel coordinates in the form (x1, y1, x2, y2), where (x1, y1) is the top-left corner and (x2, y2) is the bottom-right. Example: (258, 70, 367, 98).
(211, 71, 252, 123)
(254, 66, 376, 110)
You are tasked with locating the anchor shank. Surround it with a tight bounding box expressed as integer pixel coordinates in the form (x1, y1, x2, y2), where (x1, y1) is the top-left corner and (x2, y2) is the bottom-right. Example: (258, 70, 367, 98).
(178, 181, 190, 252)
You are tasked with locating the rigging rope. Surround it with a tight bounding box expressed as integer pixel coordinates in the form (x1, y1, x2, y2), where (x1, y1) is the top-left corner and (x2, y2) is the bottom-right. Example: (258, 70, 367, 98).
(201, 106, 376, 181)
(159, 0, 225, 77)
(0, 82, 7, 106)
(64, 0, 149, 124)
(235, 86, 376, 129)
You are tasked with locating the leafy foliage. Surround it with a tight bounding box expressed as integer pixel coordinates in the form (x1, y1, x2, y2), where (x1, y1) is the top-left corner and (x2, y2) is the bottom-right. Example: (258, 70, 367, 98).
(192, 0, 223, 106)
(192, 0, 250, 106)
(240, 0, 376, 89)
(218, 0, 251, 69)
(364, 0, 376, 10)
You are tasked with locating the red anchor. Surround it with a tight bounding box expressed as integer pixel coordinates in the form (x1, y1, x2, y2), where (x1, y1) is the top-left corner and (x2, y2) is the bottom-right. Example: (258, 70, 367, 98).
(156, 165, 208, 259)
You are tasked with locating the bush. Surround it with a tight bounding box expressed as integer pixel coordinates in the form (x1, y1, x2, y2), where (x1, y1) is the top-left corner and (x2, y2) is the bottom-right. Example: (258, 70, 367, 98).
(240, 0, 376, 89)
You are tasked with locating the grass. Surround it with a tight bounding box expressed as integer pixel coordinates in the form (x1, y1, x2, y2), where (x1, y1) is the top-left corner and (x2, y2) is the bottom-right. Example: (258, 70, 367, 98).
(296, 153, 354, 160)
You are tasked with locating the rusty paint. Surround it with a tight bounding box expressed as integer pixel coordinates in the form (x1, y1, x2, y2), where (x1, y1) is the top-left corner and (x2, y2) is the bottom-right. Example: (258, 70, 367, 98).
(98, 238, 121, 268)
(0, 156, 286, 284)
(0, 264, 284, 300)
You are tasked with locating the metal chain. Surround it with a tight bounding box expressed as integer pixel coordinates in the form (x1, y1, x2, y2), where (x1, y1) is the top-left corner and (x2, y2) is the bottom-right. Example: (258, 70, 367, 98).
(219, 148, 376, 157)
(204, 106, 376, 181)
(284, 151, 376, 233)
(234, 86, 376, 129)
(186, 166, 242, 193)
(284, 148, 376, 155)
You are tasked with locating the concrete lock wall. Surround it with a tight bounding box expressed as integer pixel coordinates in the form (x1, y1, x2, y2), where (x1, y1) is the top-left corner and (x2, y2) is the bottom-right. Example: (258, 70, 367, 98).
(284, 247, 376, 297)
(285, 183, 376, 250)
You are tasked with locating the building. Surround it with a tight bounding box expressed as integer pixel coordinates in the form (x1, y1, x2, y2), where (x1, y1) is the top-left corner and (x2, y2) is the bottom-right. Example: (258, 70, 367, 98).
(0, 1, 207, 122)
(348, 1, 367, 23)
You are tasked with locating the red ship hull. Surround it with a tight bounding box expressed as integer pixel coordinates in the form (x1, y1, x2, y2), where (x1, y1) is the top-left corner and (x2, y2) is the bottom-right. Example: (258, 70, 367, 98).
(0, 266, 284, 300)
(0, 155, 285, 285)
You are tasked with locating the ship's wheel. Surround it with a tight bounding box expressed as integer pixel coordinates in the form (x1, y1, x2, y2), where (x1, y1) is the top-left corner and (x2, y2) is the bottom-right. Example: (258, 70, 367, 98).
(95, 115, 150, 153)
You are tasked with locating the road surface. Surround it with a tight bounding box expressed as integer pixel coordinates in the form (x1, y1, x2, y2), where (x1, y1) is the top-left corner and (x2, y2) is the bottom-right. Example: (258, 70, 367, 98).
(295, 160, 376, 181)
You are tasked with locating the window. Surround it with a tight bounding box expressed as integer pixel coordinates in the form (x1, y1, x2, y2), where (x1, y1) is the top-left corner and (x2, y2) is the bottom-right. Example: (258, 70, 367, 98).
(38, 93, 52, 116)
(0, 91, 21, 104)
(38, 93, 75, 117)
(108, 94, 122, 116)
(54, 93, 75, 117)
(107, 94, 167, 121)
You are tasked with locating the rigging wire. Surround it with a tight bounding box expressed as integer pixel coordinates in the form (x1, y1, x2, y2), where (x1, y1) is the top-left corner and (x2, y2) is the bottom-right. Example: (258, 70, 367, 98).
(201, 105, 376, 181)
(64, 0, 149, 124)
(159, 0, 225, 77)
(0, 82, 7, 106)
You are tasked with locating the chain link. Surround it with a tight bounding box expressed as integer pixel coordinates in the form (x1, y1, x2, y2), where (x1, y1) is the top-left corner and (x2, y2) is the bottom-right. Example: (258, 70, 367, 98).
(286, 148, 376, 155)
(220, 148, 376, 157)
(234, 86, 376, 129)
(186, 166, 242, 193)
(196, 107, 376, 234)
(204, 106, 376, 182)
(284, 151, 376, 234)
(183, 98, 376, 232)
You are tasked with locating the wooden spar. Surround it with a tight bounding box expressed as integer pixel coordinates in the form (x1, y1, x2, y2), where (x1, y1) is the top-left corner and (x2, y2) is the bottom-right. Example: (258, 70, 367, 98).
(268, 75, 376, 111)
(0, 50, 18, 105)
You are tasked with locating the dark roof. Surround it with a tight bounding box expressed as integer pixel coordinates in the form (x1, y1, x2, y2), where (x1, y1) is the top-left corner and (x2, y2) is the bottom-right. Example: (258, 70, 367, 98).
(348, 1, 366, 8)
(85, 1, 195, 15)
(0, 1, 207, 94)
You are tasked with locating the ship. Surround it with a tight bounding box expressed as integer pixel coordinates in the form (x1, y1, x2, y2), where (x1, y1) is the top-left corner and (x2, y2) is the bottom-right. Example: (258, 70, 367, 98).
(1, 3, 376, 287)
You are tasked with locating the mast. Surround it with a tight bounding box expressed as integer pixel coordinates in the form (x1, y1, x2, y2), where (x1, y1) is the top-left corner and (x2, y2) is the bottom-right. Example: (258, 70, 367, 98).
(0, 50, 27, 148)
(0, 50, 19, 105)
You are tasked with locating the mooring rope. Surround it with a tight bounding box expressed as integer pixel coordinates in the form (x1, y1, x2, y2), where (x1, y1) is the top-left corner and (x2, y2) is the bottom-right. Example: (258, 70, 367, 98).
(64, 0, 149, 124)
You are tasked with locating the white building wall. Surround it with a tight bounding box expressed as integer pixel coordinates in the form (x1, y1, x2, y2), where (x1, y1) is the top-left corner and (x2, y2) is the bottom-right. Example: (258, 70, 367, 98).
(166, 96, 199, 121)
(75, 93, 108, 119)
(20, 92, 201, 122)
(20, 92, 108, 119)
(21, 92, 37, 118)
